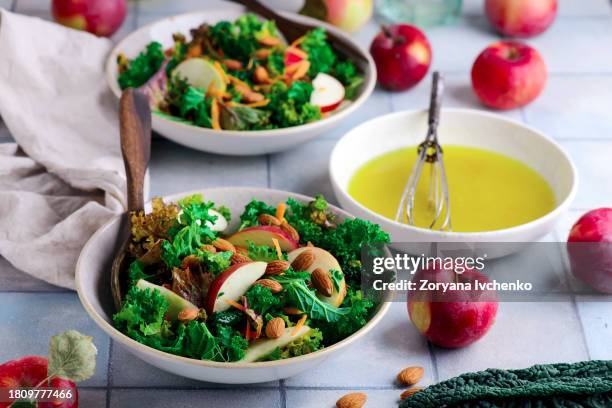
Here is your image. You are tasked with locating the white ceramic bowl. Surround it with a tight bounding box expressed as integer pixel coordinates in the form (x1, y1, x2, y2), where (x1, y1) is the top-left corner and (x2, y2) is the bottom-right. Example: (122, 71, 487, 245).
(330, 109, 577, 248)
(105, 5, 376, 156)
(76, 188, 390, 383)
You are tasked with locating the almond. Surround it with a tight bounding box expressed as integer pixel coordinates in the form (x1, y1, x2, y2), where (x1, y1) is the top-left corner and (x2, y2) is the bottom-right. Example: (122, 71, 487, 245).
(265, 317, 285, 339)
(231, 252, 251, 264)
(254, 65, 271, 84)
(213, 238, 235, 253)
(255, 278, 283, 294)
(397, 366, 424, 386)
(291, 249, 314, 271)
(400, 387, 423, 400)
(258, 213, 281, 226)
(336, 392, 367, 408)
(201, 244, 217, 253)
(258, 35, 281, 47)
(254, 48, 272, 59)
(311, 268, 333, 297)
(291, 60, 311, 80)
(242, 91, 265, 103)
(280, 220, 300, 242)
(177, 308, 199, 322)
(222, 59, 243, 70)
(266, 260, 290, 276)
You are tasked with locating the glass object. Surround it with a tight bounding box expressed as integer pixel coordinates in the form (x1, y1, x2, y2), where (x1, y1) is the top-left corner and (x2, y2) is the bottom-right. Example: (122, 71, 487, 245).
(376, 0, 463, 27)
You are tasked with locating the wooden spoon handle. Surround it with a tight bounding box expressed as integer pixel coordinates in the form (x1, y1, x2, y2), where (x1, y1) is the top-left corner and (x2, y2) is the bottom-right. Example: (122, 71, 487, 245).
(119, 89, 151, 212)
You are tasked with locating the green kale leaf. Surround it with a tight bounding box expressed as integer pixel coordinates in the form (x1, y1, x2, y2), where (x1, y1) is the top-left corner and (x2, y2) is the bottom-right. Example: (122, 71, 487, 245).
(118, 42, 166, 89)
(301, 28, 337, 76)
(239, 199, 276, 230)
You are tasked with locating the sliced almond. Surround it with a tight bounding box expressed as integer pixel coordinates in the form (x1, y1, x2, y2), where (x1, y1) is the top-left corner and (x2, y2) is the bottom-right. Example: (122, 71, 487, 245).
(258, 35, 281, 47)
(254, 48, 272, 59)
(266, 260, 290, 276)
(336, 392, 367, 408)
(212, 238, 235, 253)
(242, 91, 265, 103)
(311, 268, 333, 297)
(222, 59, 243, 70)
(400, 387, 423, 400)
(283, 307, 304, 315)
(291, 249, 314, 271)
(177, 307, 199, 322)
(397, 366, 424, 386)
(291, 60, 311, 80)
(280, 220, 300, 242)
(254, 278, 283, 294)
(258, 213, 281, 226)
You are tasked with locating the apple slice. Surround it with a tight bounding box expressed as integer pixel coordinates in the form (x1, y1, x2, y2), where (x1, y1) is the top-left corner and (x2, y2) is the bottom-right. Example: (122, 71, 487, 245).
(288, 247, 347, 307)
(227, 226, 299, 252)
(136, 279, 198, 321)
(240, 325, 311, 363)
(284, 46, 306, 68)
(205, 262, 267, 314)
(310, 73, 345, 113)
(172, 58, 227, 93)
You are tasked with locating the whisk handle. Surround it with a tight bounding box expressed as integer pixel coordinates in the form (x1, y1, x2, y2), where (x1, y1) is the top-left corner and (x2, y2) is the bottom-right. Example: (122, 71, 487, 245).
(428, 72, 444, 133)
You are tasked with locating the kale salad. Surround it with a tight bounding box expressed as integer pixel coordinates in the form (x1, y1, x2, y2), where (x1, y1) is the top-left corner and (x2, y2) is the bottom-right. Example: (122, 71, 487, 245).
(112, 194, 389, 363)
(116, 14, 364, 131)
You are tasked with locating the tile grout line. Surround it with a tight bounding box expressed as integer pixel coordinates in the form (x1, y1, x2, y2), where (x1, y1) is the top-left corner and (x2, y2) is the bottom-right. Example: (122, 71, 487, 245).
(279, 379, 287, 408)
(106, 339, 114, 408)
(426, 341, 440, 384)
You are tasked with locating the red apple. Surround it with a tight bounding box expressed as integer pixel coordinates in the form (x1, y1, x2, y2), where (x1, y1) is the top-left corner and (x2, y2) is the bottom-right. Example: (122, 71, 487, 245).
(310, 73, 345, 113)
(227, 226, 299, 252)
(205, 261, 267, 314)
(485, 0, 557, 38)
(567, 208, 612, 294)
(52, 0, 127, 37)
(408, 267, 498, 348)
(369, 24, 431, 91)
(39, 377, 78, 408)
(471, 41, 547, 110)
(0, 356, 77, 408)
(300, 0, 373, 33)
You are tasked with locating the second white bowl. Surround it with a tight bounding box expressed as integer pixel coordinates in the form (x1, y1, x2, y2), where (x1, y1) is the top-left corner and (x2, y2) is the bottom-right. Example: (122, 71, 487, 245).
(330, 109, 577, 246)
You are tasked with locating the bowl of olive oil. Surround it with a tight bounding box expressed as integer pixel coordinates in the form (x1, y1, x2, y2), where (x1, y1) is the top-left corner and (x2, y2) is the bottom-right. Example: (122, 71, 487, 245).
(330, 109, 577, 246)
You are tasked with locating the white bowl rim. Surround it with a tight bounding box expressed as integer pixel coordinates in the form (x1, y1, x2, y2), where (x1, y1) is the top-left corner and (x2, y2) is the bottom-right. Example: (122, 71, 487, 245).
(104, 8, 377, 139)
(329, 108, 579, 240)
(76, 187, 392, 369)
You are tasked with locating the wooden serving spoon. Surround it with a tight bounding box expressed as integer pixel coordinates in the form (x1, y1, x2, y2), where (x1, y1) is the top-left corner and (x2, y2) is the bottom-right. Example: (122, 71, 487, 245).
(226, 0, 368, 65)
(111, 89, 152, 311)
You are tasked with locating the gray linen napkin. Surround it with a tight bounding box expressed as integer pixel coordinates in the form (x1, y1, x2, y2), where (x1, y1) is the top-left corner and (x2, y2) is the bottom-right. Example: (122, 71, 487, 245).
(0, 10, 127, 289)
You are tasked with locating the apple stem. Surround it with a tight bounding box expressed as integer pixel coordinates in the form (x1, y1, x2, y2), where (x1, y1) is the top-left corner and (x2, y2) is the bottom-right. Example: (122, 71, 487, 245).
(381, 25, 404, 45)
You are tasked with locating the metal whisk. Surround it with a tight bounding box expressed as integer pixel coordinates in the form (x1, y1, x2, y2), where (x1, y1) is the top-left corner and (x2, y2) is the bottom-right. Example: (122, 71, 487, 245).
(395, 72, 451, 231)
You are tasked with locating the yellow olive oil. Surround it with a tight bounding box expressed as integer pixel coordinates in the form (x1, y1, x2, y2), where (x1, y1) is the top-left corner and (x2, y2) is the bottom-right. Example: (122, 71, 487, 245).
(348, 146, 555, 232)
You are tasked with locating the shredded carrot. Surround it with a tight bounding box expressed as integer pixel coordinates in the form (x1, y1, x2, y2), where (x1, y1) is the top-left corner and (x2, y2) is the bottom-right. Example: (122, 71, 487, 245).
(271, 238, 283, 260)
(276, 203, 286, 221)
(243, 99, 270, 108)
(211, 99, 221, 130)
(228, 75, 251, 89)
(285, 46, 308, 59)
(213, 60, 230, 84)
(290, 36, 305, 48)
(292, 314, 307, 336)
(245, 319, 252, 340)
(225, 299, 245, 311)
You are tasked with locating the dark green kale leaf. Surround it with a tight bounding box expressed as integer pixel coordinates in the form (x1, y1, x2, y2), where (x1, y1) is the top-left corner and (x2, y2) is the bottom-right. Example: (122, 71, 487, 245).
(316, 289, 374, 345)
(245, 285, 282, 316)
(283, 280, 349, 322)
(333, 60, 364, 99)
(118, 42, 166, 89)
(266, 82, 321, 128)
(300, 28, 337, 76)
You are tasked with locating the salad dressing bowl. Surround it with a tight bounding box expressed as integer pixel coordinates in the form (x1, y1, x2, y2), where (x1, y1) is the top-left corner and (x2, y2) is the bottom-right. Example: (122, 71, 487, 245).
(105, 6, 376, 156)
(330, 109, 578, 255)
(76, 187, 391, 383)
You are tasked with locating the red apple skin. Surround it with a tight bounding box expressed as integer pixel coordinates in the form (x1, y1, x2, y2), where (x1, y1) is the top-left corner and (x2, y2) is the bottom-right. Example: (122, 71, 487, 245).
(39, 377, 78, 408)
(567, 208, 612, 294)
(485, 0, 557, 38)
(52, 0, 127, 37)
(369, 24, 431, 91)
(0, 356, 48, 408)
(205, 262, 244, 315)
(227, 226, 299, 251)
(408, 267, 498, 348)
(471, 41, 547, 110)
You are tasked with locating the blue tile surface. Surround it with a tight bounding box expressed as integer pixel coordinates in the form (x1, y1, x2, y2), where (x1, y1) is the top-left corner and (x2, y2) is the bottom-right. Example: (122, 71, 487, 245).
(110, 389, 282, 407)
(0, 293, 110, 387)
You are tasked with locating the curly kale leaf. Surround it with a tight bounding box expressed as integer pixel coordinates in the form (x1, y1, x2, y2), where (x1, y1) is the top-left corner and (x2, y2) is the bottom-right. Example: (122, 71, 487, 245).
(245, 285, 282, 316)
(239, 199, 276, 230)
(118, 42, 166, 89)
(316, 289, 374, 345)
(333, 60, 364, 99)
(210, 13, 279, 62)
(266, 81, 321, 128)
(301, 28, 337, 76)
